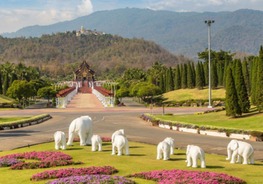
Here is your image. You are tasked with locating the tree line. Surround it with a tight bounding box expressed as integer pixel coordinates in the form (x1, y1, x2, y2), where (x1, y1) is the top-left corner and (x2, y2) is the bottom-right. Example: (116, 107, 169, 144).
(0, 62, 68, 107)
(116, 48, 263, 117)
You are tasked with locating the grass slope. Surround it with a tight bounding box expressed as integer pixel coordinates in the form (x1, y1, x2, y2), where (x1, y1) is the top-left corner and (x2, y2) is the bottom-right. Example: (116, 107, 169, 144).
(0, 141, 262, 184)
(0, 94, 15, 104)
(154, 110, 263, 132)
(163, 88, 225, 102)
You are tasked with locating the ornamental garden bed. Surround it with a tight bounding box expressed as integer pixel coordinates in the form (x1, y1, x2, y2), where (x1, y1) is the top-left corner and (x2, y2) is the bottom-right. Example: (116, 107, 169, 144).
(0, 140, 254, 184)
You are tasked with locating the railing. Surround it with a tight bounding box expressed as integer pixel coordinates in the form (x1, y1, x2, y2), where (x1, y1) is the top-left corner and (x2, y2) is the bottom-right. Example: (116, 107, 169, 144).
(92, 86, 114, 107)
(56, 87, 78, 108)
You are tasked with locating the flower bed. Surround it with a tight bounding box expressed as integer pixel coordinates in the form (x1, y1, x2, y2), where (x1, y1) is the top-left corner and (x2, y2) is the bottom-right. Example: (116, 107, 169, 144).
(31, 166, 118, 181)
(129, 169, 246, 184)
(0, 158, 23, 167)
(47, 175, 135, 184)
(0, 151, 82, 170)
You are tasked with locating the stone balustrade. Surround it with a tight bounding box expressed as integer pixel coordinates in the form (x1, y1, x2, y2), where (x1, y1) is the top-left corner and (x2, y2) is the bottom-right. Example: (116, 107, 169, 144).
(92, 86, 114, 107)
(56, 87, 78, 108)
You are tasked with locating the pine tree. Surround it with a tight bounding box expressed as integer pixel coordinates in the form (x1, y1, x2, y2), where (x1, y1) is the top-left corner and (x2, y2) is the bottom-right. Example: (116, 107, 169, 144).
(165, 67, 174, 92)
(225, 67, 242, 117)
(242, 59, 250, 95)
(217, 61, 224, 86)
(195, 62, 204, 89)
(211, 61, 218, 89)
(234, 59, 250, 113)
(203, 61, 208, 86)
(168, 67, 174, 91)
(174, 65, 181, 89)
(0, 72, 2, 94)
(223, 60, 230, 88)
(250, 58, 258, 105)
(200, 62, 205, 87)
(159, 74, 165, 93)
(181, 64, 187, 89)
(256, 46, 263, 112)
(187, 63, 194, 88)
(191, 62, 196, 87)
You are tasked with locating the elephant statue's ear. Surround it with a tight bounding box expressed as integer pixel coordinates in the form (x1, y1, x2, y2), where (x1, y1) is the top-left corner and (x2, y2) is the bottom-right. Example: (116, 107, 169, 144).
(230, 140, 239, 150)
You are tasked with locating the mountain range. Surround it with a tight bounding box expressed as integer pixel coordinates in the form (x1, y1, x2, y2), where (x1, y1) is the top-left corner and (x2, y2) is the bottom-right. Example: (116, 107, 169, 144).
(2, 8, 263, 58)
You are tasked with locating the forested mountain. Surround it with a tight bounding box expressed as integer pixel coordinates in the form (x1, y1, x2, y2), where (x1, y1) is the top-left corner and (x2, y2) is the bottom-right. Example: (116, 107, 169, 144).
(0, 32, 188, 79)
(2, 8, 263, 58)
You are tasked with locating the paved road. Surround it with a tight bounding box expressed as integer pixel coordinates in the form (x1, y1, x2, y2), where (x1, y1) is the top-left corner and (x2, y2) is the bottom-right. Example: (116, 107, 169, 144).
(0, 94, 262, 161)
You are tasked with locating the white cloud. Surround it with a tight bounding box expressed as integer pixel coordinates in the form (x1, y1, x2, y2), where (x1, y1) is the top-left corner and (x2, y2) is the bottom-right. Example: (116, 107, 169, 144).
(0, 0, 93, 34)
(78, 0, 93, 15)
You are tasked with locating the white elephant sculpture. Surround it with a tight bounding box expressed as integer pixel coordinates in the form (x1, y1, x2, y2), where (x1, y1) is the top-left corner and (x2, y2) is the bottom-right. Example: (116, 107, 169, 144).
(67, 116, 93, 146)
(157, 141, 171, 160)
(54, 131, 66, 150)
(112, 134, 129, 156)
(226, 140, 254, 165)
(186, 145, 206, 168)
(111, 129, 125, 143)
(91, 134, 102, 151)
(163, 137, 175, 155)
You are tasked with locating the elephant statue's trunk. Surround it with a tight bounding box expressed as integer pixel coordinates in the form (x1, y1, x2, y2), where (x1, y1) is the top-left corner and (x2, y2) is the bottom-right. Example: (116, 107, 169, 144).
(226, 148, 232, 160)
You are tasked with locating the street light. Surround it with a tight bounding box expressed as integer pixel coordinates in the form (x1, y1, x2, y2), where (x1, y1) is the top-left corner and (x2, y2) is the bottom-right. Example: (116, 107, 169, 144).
(205, 20, 214, 109)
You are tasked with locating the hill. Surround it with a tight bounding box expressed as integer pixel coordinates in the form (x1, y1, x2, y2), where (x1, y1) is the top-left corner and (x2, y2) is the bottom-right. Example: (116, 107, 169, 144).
(0, 32, 188, 78)
(2, 8, 263, 58)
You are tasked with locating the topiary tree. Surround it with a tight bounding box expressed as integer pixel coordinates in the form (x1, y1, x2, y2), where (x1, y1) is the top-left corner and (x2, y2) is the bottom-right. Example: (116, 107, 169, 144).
(234, 59, 250, 113)
(256, 46, 263, 112)
(174, 65, 181, 90)
(225, 67, 242, 117)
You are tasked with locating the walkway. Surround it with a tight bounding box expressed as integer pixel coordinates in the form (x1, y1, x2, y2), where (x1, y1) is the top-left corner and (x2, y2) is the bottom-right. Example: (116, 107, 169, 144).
(66, 93, 104, 108)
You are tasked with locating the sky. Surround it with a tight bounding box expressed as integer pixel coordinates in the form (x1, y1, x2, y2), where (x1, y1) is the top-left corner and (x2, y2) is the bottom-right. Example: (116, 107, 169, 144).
(1, 0, 263, 34)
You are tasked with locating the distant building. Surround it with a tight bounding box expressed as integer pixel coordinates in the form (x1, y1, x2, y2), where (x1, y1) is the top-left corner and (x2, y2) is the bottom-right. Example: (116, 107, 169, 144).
(76, 26, 105, 36)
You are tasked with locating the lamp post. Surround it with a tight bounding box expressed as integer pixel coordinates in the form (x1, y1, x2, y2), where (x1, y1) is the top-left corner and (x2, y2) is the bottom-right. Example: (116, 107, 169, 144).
(205, 20, 214, 109)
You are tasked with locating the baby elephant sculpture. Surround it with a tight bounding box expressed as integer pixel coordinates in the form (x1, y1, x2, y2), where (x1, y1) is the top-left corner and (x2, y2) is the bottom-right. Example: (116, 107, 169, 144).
(112, 134, 129, 156)
(163, 137, 175, 155)
(91, 135, 102, 152)
(67, 115, 93, 146)
(186, 145, 206, 168)
(157, 141, 171, 160)
(226, 140, 254, 165)
(111, 129, 125, 143)
(54, 131, 66, 150)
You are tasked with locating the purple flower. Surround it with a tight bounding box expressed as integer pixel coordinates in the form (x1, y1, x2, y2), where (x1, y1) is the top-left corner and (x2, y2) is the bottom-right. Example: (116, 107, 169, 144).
(31, 166, 118, 181)
(0, 158, 23, 167)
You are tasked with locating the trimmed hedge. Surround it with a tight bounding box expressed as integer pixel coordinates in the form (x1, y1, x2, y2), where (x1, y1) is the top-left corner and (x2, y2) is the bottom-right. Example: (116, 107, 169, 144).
(141, 113, 262, 141)
(0, 114, 52, 130)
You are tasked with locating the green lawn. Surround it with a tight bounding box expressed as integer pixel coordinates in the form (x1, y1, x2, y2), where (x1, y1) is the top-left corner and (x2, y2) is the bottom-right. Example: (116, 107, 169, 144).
(163, 88, 225, 101)
(0, 94, 15, 104)
(0, 141, 262, 184)
(154, 110, 263, 132)
(0, 117, 30, 124)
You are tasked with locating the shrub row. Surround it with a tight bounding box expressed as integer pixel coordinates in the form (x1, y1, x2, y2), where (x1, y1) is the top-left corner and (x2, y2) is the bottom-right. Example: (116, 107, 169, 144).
(164, 98, 225, 107)
(0, 114, 52, 130)
(141, 113, 263, 141)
